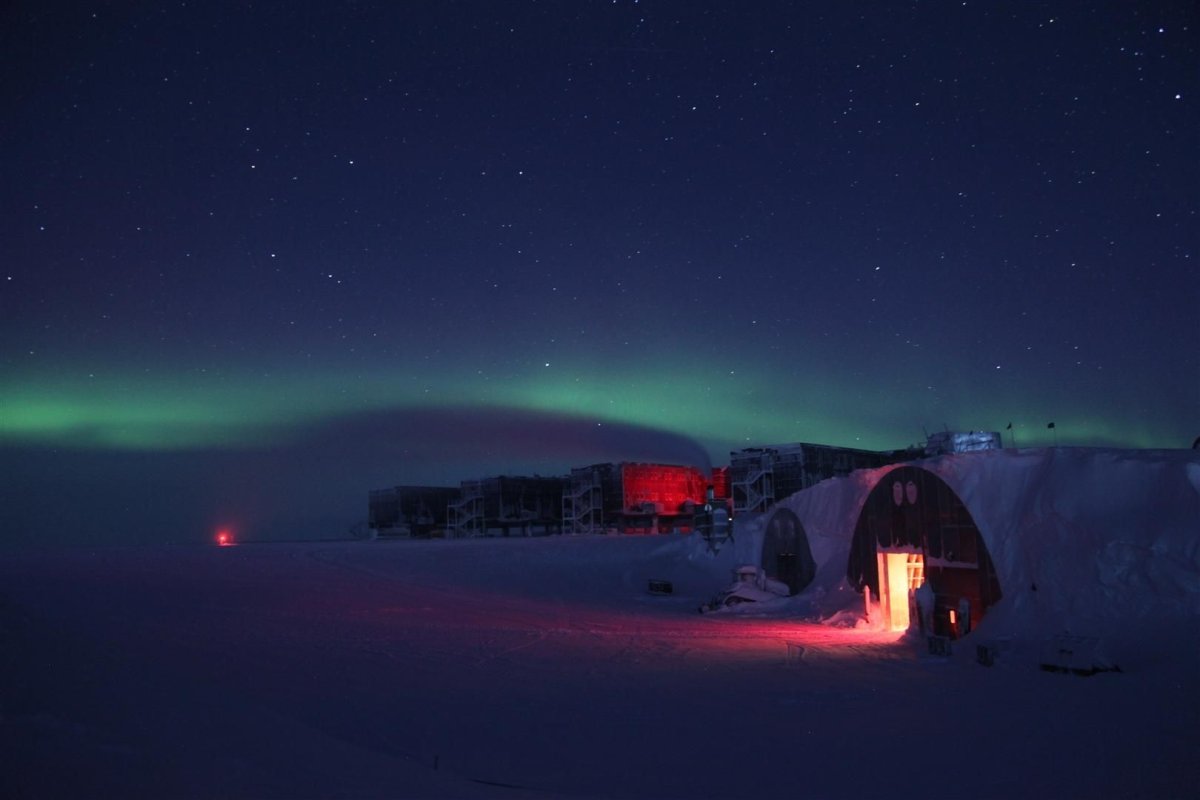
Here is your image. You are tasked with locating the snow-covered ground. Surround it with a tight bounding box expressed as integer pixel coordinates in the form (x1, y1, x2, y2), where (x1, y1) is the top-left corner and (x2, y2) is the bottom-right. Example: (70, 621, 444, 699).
(3, 448, 1198, 798)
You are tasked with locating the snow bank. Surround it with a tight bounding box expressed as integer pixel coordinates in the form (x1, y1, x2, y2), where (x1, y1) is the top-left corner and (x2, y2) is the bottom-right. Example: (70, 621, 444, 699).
(939, 448, 1200, 664)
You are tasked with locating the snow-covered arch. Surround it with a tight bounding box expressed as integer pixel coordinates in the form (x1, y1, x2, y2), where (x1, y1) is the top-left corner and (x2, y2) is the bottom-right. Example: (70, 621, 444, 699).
(738, 448, 1198, 664)
(760, 507, 816, 595)
(847, 465, 1003, 636)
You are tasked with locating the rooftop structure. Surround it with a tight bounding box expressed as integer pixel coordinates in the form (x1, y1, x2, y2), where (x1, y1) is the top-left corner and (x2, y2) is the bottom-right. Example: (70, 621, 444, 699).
(924, 430, 1003, 457)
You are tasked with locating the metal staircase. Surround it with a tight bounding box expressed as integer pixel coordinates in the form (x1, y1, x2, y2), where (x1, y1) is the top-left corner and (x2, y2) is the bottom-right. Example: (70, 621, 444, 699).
(447, 480, 485, 538)
(732, 452, 775, 514)
(562, 468, 603, 535)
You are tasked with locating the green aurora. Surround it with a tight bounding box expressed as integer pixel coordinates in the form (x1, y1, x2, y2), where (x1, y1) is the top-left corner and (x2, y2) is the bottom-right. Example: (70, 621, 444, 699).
(1, 362, 1178, 459)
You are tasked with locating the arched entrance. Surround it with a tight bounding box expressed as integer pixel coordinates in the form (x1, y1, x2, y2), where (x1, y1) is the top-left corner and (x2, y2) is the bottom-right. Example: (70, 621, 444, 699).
(847, 465, 1002, 636)
(761, 507, 816, 595)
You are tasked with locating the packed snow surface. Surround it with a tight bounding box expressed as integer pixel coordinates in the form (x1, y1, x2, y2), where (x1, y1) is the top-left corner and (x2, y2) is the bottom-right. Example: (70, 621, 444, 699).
(2, 447, 1198, 798)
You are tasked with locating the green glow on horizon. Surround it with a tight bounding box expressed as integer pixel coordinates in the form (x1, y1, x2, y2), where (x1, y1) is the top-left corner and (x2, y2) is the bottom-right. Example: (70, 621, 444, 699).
(0, 371, 376, 449)
(3, 389, 299, 449)
(486, 367, 895, 450)
(0, 363, 1180, 454)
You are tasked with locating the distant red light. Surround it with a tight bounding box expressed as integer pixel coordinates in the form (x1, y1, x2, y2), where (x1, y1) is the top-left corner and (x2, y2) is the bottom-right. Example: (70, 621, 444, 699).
(216, 530, 233, 547)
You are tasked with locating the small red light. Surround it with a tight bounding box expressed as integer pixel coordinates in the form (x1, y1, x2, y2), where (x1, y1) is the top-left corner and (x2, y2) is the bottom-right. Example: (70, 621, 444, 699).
(217, 530, 232, 547)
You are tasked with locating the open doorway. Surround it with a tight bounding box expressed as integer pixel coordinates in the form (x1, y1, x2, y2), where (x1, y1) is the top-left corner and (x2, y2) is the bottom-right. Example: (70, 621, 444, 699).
(877, 551, 924, 631)
(848, 465, 1003, 638)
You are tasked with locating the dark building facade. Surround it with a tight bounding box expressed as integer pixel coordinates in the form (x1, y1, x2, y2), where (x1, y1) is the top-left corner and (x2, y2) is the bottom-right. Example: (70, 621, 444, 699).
(368, 485, 459, 537)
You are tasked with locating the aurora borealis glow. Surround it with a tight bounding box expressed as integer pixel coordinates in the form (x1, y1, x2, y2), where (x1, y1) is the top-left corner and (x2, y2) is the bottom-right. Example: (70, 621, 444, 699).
(2, 2, 1196, 543)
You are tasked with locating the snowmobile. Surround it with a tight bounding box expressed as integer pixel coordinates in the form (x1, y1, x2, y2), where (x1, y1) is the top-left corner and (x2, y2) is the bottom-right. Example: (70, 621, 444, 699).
(698, 565, 790, 613)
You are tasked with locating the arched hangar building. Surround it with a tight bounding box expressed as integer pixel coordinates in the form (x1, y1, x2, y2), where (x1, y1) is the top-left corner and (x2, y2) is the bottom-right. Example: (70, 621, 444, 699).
(752, 447, 1200, 647)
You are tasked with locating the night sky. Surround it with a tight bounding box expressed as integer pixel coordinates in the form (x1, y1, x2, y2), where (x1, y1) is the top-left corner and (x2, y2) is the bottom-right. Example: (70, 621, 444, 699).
(2, 2, 1196, 544)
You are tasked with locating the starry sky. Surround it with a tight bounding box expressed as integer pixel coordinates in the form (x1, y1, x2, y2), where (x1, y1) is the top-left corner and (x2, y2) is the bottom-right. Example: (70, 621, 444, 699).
(1, 2, 1196, 544)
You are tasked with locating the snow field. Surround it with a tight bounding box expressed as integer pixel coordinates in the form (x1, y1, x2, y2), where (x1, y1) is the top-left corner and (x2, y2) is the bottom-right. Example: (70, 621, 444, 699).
(3, 523, 1198, 798)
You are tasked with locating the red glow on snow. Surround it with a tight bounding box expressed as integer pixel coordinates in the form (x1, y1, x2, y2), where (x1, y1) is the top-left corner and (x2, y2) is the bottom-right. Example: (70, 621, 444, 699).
(216, 529, 233, 547)
(363, 583, 909, 666)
